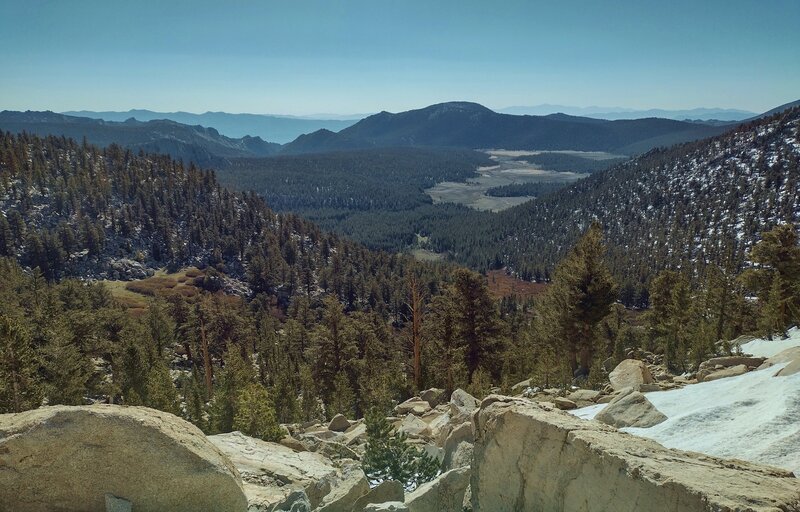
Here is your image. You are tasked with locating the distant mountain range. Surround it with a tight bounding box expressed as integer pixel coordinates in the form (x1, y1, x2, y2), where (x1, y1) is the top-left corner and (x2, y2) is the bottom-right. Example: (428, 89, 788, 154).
(4, 100, 798, 167)
(281, 102, 730, 155)
(0, 111, 280, 167)
(62, 110, 359, 144)
(498, 104, 757, 122)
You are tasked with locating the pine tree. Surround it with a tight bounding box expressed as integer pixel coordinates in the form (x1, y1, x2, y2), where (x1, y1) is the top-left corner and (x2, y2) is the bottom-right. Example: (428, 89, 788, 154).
(761, 274, 791, 337)
(209, 345, 256, 433)
(424, 292, 466, 394)
(0, 213, 13, 257)
(145, 362, 181, 416)
(271, 365, 300, 424)
(40, 332, 92, 406)
(537, 223, 617, 378)
(0, 314, 42, 413)
(743, 224, 800, 336)
(362, 408, 440, 491)
(451, 269, 502, 383)
(328, 370, 355, 419)
(298, 365, 323, 422)
(180, 372, 208, 430)
(647, 270, 692, 371)
(233, 383, 283, 442)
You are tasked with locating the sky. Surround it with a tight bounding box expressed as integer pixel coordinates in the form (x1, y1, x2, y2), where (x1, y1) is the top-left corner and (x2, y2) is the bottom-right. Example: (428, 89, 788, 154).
(1, 0, 798, 116)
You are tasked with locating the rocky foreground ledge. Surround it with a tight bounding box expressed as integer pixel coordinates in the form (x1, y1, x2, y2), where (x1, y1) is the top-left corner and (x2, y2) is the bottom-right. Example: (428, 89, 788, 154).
(0, 405, 247, 512)
(472, 396, 800, 512)
(2, 398, 800, 512)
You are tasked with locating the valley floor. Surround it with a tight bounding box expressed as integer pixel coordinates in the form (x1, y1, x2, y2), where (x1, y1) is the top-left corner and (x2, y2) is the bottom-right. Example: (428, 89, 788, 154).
(424, 150, 592, 211)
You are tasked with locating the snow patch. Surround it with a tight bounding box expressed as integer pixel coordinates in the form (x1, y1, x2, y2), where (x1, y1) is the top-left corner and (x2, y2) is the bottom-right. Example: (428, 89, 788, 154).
(740, 327, 800, 358)
(573, 338, 800, 473)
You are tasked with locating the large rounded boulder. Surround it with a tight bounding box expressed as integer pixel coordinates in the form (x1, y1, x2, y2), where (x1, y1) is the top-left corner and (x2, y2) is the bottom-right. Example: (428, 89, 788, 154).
(0, 405, 247, 512)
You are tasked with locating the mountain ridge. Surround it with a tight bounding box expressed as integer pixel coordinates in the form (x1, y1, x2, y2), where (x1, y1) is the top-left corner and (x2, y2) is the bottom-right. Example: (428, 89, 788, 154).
(498, 104, 757, 121)
(62, 109, 359, 143)
(0, 110, 281, 167)
(280, 101, 730, 155)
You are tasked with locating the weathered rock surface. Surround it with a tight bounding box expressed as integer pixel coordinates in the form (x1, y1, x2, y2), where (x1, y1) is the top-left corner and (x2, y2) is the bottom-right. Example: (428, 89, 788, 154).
(396, 414, 430, 438)
(442, 422, 474, 471)
(759, 346, 800, 377)
(363, 503, 408, 512)
(450, 388, 479, 412)
(395, 398, 431, 416)
(697, 355, 765, 381)
(209, 432, 369, 512)
(775, 358, 800, 377)
(567, 389, 601, 403)
(210, 431, 344, 510)
(0, 405, 247, 512)
(511, 378, 531, 392)
(701, 363, 749, 382)
(406, 467, 470, 512)
(471, 396, 800, 512)
(704, 356, 766, 368)
(447, 388, 480, 427)
(316, 463, 370, 512)
(329, 414, 352, 432)
(608, 359, 655, 391)
(342, 422, 368, 446)
(419, 388, 445, 408)
(553, 397, 577, 410)
(350, 480, 404, 511)
(594, 388, 667, 428)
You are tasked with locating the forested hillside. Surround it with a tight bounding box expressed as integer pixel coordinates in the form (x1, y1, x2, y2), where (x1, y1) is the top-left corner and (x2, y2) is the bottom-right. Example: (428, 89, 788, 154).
(441, 108, 800, 286)
(1, 128, 798, 448)
(217, 147, 495, 251)
(218, 148, 490, 211)
(0, 131, 533, 425)
(0, 131, 441, 309)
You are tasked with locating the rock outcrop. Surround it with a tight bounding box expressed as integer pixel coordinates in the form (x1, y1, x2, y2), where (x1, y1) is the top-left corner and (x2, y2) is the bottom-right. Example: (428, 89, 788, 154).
(395, 398, 431, 416)
(608, 359, 655, 391)
(472, 396, 800, 511)
(0, 405, 247, 512)
(328, 414, 351, 432)
(696, 355, 766, 382)
(759, 346, 800, 377)
(351, 480, 404, 511)
(419, 388, 445, 408)
(594, 387, 667, 428)
(405, 467, 470, 512)
(210, 431, 368, 511)
(315, 463, 370, 512)
(363, 503, 408, 512)
(700, 363, 749, 382)
(441, 422, 474, 471)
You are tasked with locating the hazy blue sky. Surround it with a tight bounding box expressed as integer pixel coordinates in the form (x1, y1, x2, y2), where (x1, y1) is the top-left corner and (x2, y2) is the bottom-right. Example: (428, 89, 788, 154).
(1, 0, 798, 115)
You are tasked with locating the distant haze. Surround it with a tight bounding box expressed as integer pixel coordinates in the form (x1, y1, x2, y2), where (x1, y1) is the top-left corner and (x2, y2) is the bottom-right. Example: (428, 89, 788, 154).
(62, 110, 360, 144)
(498, 106, 757, 122)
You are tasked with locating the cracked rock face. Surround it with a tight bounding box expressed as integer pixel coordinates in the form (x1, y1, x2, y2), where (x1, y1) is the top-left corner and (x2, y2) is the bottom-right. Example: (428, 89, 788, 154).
(209, 431, 368, 511)
(471, 396, 800, 512)
(0, 405, 247, 512)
